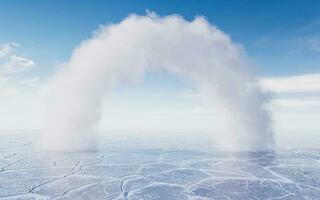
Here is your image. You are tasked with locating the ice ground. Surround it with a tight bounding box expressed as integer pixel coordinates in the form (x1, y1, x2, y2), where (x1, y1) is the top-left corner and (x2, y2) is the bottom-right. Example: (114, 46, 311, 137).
(0, 131, 320, 200)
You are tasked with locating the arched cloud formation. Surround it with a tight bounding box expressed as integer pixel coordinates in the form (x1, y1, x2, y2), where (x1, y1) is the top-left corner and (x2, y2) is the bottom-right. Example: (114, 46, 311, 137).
(40, 13, 273, 151)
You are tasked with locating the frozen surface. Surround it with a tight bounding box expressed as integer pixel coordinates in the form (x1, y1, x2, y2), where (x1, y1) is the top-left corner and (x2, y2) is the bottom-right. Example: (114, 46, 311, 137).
(0, 131, 320, 199)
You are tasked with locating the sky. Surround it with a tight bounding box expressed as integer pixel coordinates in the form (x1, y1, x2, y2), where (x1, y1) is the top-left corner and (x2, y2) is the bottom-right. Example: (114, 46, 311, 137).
(0, 0, 320, 133)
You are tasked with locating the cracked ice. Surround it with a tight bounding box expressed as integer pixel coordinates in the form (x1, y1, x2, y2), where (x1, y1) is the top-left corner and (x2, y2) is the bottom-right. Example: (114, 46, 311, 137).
(0, 132, 319, 200)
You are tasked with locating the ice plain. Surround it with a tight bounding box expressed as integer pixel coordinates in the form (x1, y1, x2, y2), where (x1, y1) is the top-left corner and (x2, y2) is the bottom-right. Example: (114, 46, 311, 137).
(0, 131, 320, 200)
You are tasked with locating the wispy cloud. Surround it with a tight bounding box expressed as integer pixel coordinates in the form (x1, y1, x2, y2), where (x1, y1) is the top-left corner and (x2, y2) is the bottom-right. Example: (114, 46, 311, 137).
(0, 42, 40, 99)
(295, 36, 320, 53)
(0, 42, 19, 58)
(259, 73, 320, 93)
(2, 54, 36, 74)
(0, 42, 36, 77)
(271, 97, 320, 108)
(300, 18, 320, 32)
(294, 18, 320, 53)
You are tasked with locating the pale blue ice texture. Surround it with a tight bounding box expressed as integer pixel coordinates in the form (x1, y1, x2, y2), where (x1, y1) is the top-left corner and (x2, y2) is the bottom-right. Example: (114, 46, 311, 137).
(0, 131, 319, 200)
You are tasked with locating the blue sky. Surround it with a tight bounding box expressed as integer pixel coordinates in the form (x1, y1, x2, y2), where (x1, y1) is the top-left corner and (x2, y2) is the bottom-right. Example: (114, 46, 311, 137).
(0, 0, 320, 132)
(1, 0, 320, 77)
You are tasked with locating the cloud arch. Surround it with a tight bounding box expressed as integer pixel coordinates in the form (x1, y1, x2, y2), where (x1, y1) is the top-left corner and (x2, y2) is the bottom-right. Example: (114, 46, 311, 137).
(41, 13, 273, 151)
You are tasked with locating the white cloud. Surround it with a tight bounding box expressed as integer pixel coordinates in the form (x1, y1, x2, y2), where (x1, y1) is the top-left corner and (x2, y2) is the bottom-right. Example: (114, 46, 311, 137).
(8, 55, 35, 67)
(259, 73, 320, 93)
(270, 98, 320, 108)
(2, 55, 36, 75)
(41, 13, 273, 151)
(0, 42, 40, 105)
(0, 42, 19, 58)
(0, 42, 36, 78)
(260, 72, 320, 132)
